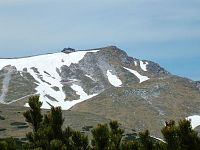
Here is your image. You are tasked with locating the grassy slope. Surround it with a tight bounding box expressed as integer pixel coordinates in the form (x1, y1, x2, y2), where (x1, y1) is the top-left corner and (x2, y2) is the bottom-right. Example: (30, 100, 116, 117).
(72, 76, 200, 138)
(0, 103, 109, 139)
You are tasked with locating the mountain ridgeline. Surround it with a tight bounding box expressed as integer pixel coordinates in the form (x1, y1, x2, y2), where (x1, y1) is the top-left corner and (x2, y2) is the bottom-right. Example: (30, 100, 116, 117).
(0, 46, 200, 138)
(0, 46, 168, 107)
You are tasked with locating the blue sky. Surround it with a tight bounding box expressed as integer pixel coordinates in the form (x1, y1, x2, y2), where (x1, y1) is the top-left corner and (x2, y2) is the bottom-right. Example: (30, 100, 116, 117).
(0, 0, 199, 80)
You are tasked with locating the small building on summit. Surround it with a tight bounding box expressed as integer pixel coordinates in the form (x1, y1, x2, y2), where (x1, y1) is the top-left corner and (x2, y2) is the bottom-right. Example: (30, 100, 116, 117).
(61, 48, 76, 54)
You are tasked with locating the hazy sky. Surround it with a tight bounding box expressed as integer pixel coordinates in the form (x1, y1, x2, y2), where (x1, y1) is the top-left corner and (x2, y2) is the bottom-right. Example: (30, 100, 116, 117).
(0, 0, 199, 80)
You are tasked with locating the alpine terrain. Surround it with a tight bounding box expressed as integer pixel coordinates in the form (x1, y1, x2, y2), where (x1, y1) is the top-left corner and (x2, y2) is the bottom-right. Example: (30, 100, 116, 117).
(0, 46, 200, 138)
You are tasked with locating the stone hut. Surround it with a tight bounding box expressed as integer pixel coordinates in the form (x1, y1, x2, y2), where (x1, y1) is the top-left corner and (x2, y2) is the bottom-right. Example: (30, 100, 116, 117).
(61, 48, 76, 54)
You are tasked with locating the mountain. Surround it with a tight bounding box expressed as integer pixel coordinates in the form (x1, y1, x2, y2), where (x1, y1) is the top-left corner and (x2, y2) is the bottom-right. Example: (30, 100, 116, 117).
(0, 46, 200, 138)
(0, 46, 168, 108)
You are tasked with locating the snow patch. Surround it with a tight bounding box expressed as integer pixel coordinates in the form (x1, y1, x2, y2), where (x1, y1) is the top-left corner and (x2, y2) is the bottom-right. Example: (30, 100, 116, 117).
(106, 70, 122, 87)
(71, 84, 88, 98)
(85, 74, 93, 80)
(134, 61, 137, 66)
(140, 61, 148, 71)
(123, 67, 149, 83)
(0, 50, 99, 109)
(186, 115, 200, 129)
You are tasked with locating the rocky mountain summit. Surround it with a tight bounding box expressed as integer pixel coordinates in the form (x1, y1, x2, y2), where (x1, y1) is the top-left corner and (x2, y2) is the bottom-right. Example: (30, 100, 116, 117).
(0, 46, 200, 138)
(0, 46, 169, 108)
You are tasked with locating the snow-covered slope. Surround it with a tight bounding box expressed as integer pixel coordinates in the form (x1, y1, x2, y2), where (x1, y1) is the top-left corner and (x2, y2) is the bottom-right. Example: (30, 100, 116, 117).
(0, 46, 169, 110)
(0, 50, 99, 109)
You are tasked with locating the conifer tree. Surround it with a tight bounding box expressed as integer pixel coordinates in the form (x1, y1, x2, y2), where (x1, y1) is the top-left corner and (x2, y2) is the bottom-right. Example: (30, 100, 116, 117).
(50, 139, 64, 150)
(72, 131, 89, 150)
(0, 138, 16, 150)
(161, 119, 200, 150)
(120, 141, 139, 150)
(177, 119, 200, 150)
(138, 130, 153, 150)
(91, 124, 110, 150)
(43, 107, 64, 140)
(23, 95, 43, 132)
(109, 121, 124, 150)
(63, 126, 74, 149)
(161, 120, 179, 150)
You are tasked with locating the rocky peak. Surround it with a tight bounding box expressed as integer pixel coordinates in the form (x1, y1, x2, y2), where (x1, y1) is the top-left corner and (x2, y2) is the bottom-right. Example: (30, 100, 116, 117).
(93, 46, 170, 76)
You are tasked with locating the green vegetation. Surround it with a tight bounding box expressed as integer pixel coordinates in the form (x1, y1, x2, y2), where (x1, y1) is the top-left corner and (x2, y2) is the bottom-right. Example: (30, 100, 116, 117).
(1, 95, 200, 149)
(23, 96, 43, 132)
(0, 138, 17, 150)
(161, 120, 200, 150)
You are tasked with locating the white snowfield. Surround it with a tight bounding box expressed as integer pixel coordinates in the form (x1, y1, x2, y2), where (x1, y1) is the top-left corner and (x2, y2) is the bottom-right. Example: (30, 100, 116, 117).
(106, 70, 122, 87)
(123, 67, 150, 83)
(186, 115, 200, 129)
(0, 50, 99, 110)
(140, 61, 148, 71)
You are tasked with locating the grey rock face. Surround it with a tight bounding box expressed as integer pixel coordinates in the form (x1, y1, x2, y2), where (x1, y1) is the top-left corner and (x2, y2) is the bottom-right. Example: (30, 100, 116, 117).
(58, 46, 170, 101)
(0, 66, 15, 103)
(0, 65, 37, 103)
(146, 61, 170, 76)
